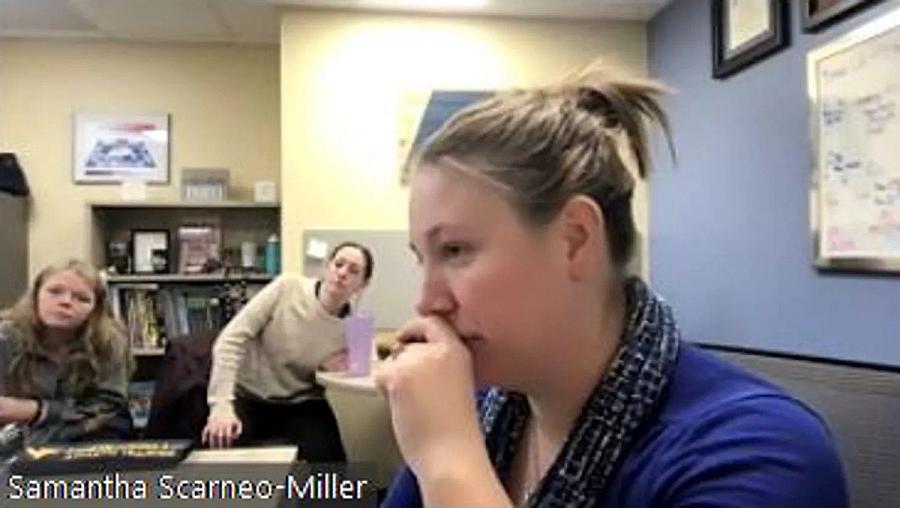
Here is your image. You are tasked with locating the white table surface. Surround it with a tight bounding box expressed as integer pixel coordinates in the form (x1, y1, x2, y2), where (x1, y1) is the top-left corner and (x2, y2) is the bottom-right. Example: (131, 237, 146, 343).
(184, 445, 296, 464)
(315, 370, 380, 396)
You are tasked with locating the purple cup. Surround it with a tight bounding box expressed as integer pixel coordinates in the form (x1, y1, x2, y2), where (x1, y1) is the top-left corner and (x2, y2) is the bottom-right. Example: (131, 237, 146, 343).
(345, 313, 375, 376)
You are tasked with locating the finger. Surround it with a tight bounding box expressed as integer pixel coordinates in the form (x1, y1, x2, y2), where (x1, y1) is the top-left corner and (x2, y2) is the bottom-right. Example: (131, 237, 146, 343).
(397, 316, 460, 348)
(214, 428, 227, 449)
(373, 361, 395, 394)
(387, 341, 407, 360)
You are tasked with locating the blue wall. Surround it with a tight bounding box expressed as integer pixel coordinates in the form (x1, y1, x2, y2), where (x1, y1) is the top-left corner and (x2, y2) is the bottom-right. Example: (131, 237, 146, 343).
(648, 0, 900, 366)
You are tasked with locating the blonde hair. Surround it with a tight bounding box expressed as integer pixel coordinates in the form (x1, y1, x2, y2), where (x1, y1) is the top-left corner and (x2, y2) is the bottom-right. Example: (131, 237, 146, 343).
(416, 62, 674, 269)
(0, 259, 131, 396)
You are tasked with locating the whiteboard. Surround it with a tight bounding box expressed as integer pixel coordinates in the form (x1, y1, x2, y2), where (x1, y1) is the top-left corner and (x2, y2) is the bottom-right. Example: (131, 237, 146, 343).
(809, 7, 900, 271)
(302, 229, 420, 330)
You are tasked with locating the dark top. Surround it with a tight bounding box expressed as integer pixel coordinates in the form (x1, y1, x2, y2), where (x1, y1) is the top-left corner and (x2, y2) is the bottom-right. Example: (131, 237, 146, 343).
(0, 320, 132, 450)
(382, 344, 848, 507)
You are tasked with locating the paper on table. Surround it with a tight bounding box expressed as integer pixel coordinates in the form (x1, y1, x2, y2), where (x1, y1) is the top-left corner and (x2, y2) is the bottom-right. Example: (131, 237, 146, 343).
(185, 446, 296, 464)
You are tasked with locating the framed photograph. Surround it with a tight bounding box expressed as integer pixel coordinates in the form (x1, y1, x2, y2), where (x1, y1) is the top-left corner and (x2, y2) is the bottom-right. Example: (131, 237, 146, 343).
(802, 0, 883, 32)
(177, 224, 222, 274)
(808, 6, 900, 272)
(712, 0, 790, 79)
(74, 113, 169, 184)
(131, 230, 169, 274)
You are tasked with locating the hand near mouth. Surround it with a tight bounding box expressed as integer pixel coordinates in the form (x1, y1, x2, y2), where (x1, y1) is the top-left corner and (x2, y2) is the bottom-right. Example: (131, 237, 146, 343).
(375, 316, 510, 506)
(375, 316, 480, 467)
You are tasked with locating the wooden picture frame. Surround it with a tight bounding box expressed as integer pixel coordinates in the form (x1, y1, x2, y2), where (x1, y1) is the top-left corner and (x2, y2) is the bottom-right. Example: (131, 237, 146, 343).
(712, 0, 790, 79)
(802, 0, 883, 33)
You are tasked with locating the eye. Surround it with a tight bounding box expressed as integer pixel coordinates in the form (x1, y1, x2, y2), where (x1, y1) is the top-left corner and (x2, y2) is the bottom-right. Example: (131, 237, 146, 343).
(439, 242, 471, 262)
(74, 293, 93, 305)
(46, 286, 64, 296)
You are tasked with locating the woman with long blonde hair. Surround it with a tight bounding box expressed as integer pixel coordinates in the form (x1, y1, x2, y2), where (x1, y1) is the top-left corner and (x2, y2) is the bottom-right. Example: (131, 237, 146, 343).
(0, 259, 133, 448)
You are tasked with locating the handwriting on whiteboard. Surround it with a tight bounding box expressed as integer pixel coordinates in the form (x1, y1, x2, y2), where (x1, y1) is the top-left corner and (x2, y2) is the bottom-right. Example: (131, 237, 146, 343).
(815, 21, 900, 258)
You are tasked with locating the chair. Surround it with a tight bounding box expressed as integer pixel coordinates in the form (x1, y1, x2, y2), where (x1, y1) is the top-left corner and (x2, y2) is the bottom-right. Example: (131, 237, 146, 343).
(144, 332, 217, 443)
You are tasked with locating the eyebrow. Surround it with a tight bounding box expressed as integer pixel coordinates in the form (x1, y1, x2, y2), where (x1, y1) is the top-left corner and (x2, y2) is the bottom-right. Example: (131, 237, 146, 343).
(409, 224, 448, 255)
(336, 257, 361, 266)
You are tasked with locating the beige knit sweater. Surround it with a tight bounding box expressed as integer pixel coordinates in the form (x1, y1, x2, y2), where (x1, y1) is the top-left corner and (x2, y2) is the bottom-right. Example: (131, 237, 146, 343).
(207, 275, 345, 418)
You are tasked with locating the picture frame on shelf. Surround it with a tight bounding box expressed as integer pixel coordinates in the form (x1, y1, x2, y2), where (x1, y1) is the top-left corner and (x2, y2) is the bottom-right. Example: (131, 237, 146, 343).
(107, 240, 130, 274)
(73, 113, 170, 184)
(131, 230, 169, 274)
(181, 168, 229, 202)
(712, 0, 789, 79)
(177, 224, 222, 274)
(801, 0, 883, 32)
(254, 181, 278, 203)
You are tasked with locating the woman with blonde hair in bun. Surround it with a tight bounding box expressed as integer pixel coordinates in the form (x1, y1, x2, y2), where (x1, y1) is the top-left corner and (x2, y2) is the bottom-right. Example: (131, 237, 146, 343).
(378, 63, 848, 507)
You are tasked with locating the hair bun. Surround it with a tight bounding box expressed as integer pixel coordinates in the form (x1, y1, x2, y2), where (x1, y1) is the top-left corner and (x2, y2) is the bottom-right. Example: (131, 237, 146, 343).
(575, 87, 619, 128)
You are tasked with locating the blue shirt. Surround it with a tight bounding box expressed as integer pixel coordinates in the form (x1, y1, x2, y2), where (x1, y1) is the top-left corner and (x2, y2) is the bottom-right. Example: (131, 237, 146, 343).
(381, 344, 848, 507)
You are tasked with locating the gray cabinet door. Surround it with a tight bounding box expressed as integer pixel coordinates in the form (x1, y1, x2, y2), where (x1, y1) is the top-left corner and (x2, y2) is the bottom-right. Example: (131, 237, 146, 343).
(0, 193, 27, 308)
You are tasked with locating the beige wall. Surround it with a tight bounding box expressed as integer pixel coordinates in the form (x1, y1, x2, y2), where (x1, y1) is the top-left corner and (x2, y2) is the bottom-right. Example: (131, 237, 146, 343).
(281, 10, 649, 274)
(0, 40, 280, 277)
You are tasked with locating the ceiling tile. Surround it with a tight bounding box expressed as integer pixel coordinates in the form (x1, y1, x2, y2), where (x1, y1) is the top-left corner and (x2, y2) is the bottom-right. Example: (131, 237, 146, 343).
(215, 0, 281, 43)
(0, 0, 98, 32)
(71, 0, 228, 42)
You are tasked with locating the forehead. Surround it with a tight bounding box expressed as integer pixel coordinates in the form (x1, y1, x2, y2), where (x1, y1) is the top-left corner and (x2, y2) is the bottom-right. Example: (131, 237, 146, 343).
(42, 270, 93, 293)
(409, 164, 519, 238)
(333, 247, 365, 266)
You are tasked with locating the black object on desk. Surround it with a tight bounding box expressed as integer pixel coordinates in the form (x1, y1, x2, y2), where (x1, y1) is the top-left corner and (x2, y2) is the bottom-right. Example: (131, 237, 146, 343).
(8, 439, 193, 476)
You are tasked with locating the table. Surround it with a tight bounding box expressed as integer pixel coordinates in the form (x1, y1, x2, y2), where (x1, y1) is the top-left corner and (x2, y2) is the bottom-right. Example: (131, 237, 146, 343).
(182, 445, 296, 464)
(316, 370, 402, 489)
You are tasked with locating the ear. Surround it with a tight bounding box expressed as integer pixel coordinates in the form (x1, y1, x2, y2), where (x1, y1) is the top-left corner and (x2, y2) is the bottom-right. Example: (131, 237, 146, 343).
(557, 195, 605, 281)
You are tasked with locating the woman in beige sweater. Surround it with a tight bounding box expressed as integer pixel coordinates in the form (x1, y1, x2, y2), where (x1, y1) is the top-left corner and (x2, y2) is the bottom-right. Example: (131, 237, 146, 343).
(202, 242, 373, 462)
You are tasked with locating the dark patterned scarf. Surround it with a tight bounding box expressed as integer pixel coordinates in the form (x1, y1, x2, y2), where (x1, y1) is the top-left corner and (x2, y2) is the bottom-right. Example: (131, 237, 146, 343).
(479, 277, 681, 506)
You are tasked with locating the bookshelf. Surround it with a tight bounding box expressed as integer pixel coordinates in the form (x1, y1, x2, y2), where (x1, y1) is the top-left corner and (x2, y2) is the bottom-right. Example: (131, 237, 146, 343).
(89, 201, 280, 432)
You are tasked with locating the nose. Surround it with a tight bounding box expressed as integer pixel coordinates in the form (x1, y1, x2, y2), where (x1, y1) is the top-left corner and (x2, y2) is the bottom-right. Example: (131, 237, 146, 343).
(58, 292, 73, 307)
(415, 268, 456, 317)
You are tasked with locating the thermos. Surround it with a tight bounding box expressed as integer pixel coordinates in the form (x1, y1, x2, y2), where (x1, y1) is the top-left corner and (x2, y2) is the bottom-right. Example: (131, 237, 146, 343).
(265, 234, 280, 275)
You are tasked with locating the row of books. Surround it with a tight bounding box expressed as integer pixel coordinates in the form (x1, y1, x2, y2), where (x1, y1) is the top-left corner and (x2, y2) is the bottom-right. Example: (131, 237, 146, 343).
(109, 283, 260, 351)
(111, 286, 218, 350)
